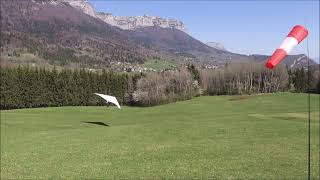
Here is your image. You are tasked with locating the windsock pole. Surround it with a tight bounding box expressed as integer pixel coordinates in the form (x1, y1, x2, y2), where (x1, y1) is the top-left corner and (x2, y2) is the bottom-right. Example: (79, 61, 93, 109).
(265, 25, 312, 179)
(306, 39, 310, 180)
(265, 25, 308, 69)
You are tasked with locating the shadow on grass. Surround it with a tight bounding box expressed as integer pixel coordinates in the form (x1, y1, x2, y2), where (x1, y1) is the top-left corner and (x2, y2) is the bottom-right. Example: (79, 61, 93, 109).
(81, 121, 109, 127)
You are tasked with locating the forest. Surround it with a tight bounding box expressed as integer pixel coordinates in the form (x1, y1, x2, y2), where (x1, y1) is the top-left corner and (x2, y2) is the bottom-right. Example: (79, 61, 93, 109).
(0, 62, 319, 109)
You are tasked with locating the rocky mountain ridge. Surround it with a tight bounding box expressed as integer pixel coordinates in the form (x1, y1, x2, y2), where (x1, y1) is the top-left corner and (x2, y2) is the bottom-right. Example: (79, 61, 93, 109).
(96, 13, 186, 32)
(206, 42, 228, 51)
(45, 0, 186, 31)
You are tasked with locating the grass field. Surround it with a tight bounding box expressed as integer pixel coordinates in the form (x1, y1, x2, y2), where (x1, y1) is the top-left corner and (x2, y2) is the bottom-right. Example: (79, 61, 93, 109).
(1, 93, 319, 179)
(142, 59, 177, 71)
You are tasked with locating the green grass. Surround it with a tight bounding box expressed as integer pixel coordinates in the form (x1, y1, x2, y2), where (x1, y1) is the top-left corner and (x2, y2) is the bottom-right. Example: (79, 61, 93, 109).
(142, 59, 177, 71)
(1, 93, 319, 179)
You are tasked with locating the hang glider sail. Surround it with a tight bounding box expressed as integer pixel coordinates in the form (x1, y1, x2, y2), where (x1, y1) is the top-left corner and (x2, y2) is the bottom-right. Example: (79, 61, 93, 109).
(94, 93, 121, 109)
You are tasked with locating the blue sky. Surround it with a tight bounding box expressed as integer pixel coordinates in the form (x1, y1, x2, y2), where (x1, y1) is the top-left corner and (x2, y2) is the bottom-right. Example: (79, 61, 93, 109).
(89, 0, 319, 59)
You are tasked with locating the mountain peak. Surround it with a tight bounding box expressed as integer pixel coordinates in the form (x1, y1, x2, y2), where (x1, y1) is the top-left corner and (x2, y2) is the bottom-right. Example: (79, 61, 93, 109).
(62, 0, 96, 17)
(55, 0, 186, 31)
(206, 42, 228, 51)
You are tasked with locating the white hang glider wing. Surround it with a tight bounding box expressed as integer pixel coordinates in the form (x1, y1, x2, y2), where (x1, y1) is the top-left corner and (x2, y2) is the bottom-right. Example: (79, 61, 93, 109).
(94, 93, 121, 109)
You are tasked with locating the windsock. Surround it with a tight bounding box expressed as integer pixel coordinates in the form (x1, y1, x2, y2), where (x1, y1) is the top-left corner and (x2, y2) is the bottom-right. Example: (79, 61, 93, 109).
(265, 25, 308, 69)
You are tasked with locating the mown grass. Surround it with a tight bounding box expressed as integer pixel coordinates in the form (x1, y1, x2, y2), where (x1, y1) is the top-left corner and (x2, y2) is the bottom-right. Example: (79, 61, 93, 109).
(1, 93, 319, 179)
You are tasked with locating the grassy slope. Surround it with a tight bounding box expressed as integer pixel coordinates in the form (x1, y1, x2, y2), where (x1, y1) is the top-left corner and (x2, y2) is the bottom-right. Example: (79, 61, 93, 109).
(142, 59, 177, 71)
(1, 93, 319, 179)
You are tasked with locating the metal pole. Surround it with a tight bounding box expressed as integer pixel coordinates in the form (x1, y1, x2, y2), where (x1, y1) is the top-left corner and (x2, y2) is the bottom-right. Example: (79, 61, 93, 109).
(306, 36, 311, 180)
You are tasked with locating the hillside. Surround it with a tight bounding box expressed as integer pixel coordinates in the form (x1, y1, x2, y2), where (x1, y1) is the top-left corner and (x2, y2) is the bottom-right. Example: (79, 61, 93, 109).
(0, 0, 157, 69)
(0, 0, 315, 70)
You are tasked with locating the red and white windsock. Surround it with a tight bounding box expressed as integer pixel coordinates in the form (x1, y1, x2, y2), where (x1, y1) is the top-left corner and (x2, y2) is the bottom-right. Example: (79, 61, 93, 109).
(265, 25, 308, 69)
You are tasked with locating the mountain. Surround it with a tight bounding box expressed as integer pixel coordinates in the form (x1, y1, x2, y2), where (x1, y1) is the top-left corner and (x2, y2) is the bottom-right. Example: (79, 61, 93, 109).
(63, 0, 186, 31)
(206, 42, 227, 52)
(0, 0, 238, 69)
(0, 0, 158, 68)
(96, 13, 186, 32)
(250, 54, 317, 69)
(65, 0, 97, 18)
(0, 0, 314, 70)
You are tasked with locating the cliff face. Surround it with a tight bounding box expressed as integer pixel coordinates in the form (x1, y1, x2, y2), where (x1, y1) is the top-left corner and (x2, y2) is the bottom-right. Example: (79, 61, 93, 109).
(66, 0, 96, 17)
(96, 13, 186, 32)
(58, 0, 186, 31)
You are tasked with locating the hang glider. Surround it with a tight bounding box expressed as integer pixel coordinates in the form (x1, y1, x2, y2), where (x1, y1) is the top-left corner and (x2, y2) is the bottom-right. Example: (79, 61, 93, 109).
(94, 93, 121, 109)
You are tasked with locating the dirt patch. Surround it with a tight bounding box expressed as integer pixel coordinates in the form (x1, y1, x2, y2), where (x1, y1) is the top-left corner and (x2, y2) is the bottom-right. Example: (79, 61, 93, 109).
(229, 96, 250, 101)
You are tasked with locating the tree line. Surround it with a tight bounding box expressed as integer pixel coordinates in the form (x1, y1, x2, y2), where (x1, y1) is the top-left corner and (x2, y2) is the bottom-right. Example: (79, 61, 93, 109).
(200, 62, 319, 95)
(0, 67, 141, 109)
(131, 67, 200, 106)
(0, 62, 319, 109)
